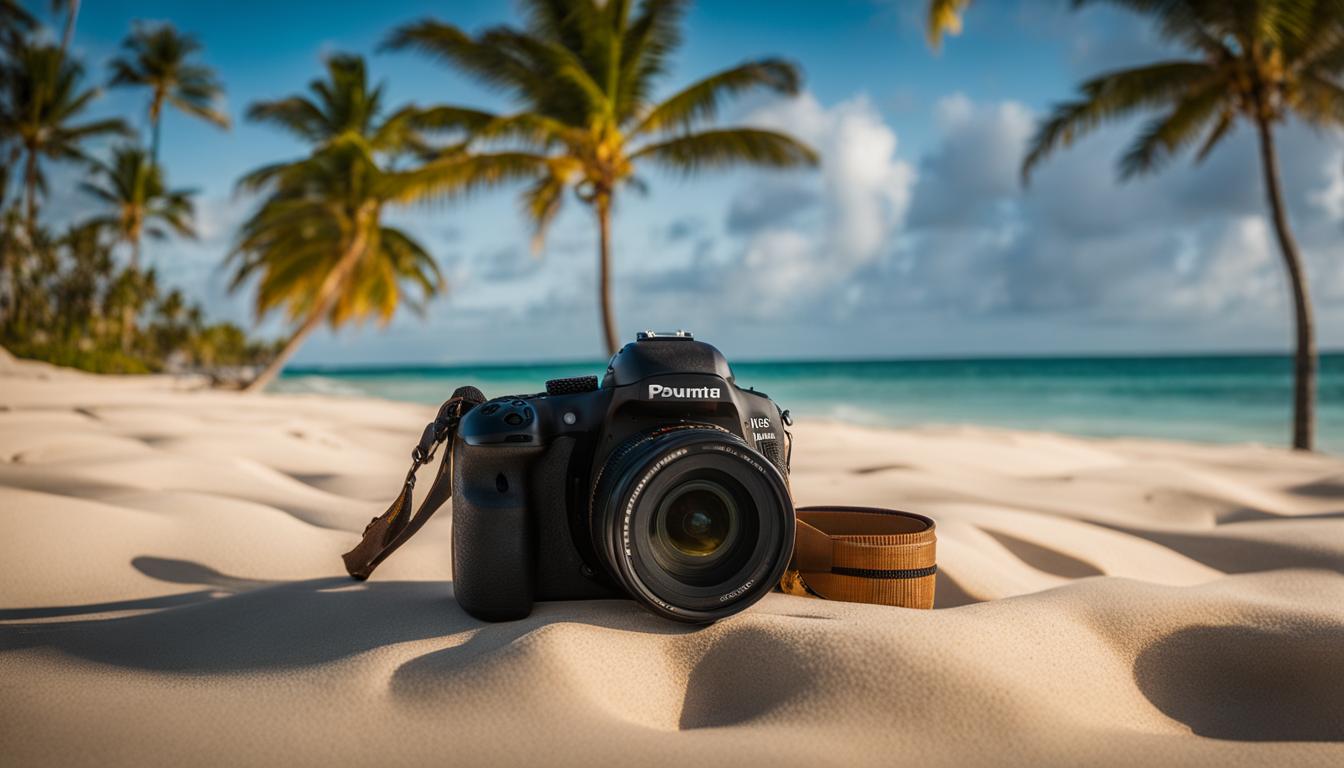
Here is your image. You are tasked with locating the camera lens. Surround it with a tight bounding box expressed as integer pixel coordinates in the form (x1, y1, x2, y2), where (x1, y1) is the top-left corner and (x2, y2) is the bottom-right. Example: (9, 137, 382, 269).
(588, 425, 794, 624)
(659, 480, 736, 558)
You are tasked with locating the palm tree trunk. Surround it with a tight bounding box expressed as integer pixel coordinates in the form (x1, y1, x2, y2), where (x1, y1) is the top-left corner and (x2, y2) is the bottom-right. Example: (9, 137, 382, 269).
(120, 238, 141, 353)
(149, 94, 164, 168)
(1254, 116, 1315, 451)
(595, 194, 619, 356)
(24, 149, 38, 236)
(59, 1, 80, 56)
(244, 217, 371, 393)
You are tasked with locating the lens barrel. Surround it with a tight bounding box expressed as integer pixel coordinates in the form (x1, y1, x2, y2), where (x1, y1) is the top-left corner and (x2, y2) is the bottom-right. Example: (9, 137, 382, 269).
(588, 425, 794, 623)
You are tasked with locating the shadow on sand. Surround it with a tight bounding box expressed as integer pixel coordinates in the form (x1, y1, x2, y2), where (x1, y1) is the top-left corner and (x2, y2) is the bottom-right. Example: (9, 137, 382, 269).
(1134, 624, 1344, 741)
(0, 556, 697, 677)
(0, 557, 474, 672)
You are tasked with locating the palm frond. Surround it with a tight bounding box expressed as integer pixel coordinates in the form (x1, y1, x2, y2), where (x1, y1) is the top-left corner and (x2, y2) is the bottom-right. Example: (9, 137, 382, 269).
(1193, 110, 1234, 163)
(634, 58, 802, 136)
(406, 105, 499, 134)
(616, 0, 688, 120)
(1118, 86, 1224, 178)
(521, 172, 567, 253)
(1022, 60, 1220, 182)
(629, 128, 818, 172)
(927, 0, 972, 48)
(0, 0, 35, 36)
(246, 96, 328, 142)
(1292, 71, 1344, 124)
(387, 152, 550, 204)
(1070, 0, 1236, 58)
(382, 20, 542, 102)
(167, 92, 231, 129)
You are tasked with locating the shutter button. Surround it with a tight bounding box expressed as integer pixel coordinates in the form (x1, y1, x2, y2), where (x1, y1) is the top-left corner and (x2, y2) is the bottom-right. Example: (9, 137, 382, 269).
(504, 412, 524, 426)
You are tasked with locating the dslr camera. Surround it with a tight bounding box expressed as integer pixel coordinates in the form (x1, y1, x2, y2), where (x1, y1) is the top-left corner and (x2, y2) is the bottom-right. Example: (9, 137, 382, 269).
(452, 331, 795, 624)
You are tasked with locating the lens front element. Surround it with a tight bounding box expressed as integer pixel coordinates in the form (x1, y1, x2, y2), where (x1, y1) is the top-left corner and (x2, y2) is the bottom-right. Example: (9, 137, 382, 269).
(660, 480, 736, 558)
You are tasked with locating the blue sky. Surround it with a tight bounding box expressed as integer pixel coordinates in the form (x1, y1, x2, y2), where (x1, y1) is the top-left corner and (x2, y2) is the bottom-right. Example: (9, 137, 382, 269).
(26, 0, 1344, 364)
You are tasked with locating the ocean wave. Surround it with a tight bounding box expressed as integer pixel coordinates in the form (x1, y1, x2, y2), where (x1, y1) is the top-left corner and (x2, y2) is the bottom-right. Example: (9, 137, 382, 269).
(273, 375, 369, 398)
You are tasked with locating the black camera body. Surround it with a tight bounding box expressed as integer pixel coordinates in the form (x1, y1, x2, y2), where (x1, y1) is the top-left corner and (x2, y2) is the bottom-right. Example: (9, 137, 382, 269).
(452, 332, 795, 624)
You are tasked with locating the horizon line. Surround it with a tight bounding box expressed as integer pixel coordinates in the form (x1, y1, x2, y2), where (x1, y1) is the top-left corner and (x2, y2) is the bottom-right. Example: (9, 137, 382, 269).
(283, 347, 1344, 375)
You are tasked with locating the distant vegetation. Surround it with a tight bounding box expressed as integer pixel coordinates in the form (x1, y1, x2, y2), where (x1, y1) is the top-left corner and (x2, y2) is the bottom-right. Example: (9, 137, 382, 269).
(0, 6, 275, 380)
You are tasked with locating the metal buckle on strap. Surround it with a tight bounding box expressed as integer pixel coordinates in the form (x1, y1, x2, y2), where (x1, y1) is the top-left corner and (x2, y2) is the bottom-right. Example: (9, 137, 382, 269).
(411, 421, 438, 464)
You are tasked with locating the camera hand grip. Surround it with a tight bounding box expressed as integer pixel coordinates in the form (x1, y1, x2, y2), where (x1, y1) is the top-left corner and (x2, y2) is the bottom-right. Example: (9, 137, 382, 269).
(451, 441, 538, 621)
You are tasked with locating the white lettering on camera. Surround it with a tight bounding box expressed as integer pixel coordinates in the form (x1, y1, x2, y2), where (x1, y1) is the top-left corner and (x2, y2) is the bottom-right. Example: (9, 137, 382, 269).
(720, 579, 754, 602)
(647, 383, 721, 399)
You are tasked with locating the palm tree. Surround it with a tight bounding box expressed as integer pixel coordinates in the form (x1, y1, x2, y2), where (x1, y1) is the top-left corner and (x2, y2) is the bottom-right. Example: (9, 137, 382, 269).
(0, 3, 33, 327)
(109, 22, 229, 166)
(0, 42, 129, 232)
(81, 145, 196, 271)
(927, 0, 974, 47)
(385, 0, 818, 355)
(1021, 0, 1344, 451)
(80, 145, 196, 350)
(228, 54, 445, 392)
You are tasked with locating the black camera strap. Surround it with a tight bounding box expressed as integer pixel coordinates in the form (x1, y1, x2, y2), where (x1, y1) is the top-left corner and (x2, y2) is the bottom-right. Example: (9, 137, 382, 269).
(341, 386, 485, 580)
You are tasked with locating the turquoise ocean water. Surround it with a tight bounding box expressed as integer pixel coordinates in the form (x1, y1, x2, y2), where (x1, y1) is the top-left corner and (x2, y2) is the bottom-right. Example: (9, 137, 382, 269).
(275, 354, 1344, 453)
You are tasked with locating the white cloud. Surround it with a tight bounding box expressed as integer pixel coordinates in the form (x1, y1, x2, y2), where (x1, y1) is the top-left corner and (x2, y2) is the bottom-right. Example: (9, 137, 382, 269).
(908, 94, 1034, 228)
(748, 92, 915, 266)
(701, 91, 916, 313)
(1308, 150, 1344, 221)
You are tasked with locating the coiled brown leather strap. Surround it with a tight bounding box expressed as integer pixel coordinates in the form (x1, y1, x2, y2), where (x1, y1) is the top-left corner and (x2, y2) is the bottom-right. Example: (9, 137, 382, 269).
(780, 506, 937, 609)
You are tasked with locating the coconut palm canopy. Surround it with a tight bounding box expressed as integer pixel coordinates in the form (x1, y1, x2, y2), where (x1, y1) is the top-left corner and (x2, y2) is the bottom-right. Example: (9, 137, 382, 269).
(385, 0, 818, 353)
(0, 41, 130, 225)
(108, 21, 229, 163)
(1022, 0, 1344, 181)
(230, 146, 442, 328)
(80, 145, 196, 259)
(227, 54, 445, 391)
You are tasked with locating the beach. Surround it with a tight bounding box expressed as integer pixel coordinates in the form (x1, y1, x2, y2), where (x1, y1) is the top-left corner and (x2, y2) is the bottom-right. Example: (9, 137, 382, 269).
(2, 354, 1343, 766)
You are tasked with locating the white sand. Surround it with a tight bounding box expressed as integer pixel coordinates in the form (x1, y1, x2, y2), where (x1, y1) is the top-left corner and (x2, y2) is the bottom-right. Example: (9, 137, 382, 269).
(1, 356, 1342, 766)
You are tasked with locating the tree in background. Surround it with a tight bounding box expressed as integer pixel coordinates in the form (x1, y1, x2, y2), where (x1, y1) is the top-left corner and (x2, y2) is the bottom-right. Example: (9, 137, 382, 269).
(386, 0, 817, 355)
(81, 145, 196, 271)
(1022, 0, 1344, 451)
(0, 12, 267, 378)
(0, 40, 127, 328)
(229, 54, 445, 392)
(109, 22, 229, 166)
(80, 145, 196, 350)
(0, 42, 129, 233)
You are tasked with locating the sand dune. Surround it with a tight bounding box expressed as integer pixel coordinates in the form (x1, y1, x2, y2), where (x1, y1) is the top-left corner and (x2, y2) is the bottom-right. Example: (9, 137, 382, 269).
(1, 356, 1342, 766)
